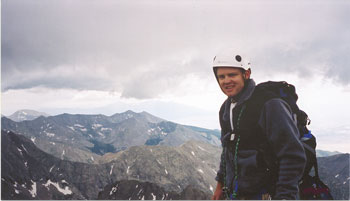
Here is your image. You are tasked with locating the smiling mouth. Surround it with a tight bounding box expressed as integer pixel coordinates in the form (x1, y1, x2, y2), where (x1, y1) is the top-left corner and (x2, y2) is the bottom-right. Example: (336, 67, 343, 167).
(224, 85, 235, 90)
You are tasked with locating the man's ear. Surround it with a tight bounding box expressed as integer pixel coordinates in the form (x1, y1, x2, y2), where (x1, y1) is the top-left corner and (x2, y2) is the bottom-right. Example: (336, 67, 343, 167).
(244, 68, 251, 79)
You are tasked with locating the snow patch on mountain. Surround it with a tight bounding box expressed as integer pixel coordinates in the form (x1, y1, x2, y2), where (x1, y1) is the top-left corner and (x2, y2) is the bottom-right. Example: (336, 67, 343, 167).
(197, 145, 206, 151)
(17, 148, 23, 156)
(44, 180, 72, 195)
(197, 169, 204, 174)
(61, 150, 65, 159)
(45, 131, 55, 137)
(101, 127, 112, 131)
(147, 128, 155, 134)
(49, 165, 55, 172)
(109, 184, 118, 195)
(210, 185, 214, 193)
(151, 192, 156, 200)
(97, 132, 105, 138)
(110, 164, 114, 175)
(92, 124, 103, 129)
(29, 180, 37, 198)
(74, 124, 84, 128)
(31, 137, 36, 143)
(80, 128, 87, 132)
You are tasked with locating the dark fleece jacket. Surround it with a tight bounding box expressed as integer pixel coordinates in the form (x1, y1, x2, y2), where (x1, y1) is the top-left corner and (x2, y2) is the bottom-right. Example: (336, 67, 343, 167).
(215, 79, 306, 200)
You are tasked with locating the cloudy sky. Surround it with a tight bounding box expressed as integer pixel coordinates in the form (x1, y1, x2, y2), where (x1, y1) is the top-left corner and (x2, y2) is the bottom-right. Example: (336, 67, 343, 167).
(2, 0, 350, 152)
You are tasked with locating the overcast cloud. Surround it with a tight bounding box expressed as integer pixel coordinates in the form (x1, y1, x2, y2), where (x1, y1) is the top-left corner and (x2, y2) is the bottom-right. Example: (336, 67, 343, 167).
(2, 0, 350, 98)
(2, 0, 350, 152)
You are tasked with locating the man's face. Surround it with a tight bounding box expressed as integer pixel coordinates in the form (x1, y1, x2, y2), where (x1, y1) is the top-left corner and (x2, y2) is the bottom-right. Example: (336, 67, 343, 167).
(216, 67, 248, 97)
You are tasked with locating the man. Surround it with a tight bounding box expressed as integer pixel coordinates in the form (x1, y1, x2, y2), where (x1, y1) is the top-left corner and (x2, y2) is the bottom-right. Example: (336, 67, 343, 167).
(211, 51, 306, 200)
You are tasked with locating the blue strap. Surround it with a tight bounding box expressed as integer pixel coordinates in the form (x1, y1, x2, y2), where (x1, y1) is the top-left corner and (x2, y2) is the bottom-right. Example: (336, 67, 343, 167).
(301, 130, 313, 141)
(230, 180, 238, 199)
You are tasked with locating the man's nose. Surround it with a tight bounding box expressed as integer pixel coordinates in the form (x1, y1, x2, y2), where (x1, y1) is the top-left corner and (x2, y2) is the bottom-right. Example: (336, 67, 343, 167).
(223, 76, 231, 84)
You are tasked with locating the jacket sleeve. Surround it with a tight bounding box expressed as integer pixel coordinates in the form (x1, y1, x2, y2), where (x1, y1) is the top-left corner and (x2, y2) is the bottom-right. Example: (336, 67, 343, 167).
(215, 148, 225, 184)
(258, 98, 306, 200)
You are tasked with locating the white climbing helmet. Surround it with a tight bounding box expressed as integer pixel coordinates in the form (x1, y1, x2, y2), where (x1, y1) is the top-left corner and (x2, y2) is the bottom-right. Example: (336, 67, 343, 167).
(213, 51, 251, 71)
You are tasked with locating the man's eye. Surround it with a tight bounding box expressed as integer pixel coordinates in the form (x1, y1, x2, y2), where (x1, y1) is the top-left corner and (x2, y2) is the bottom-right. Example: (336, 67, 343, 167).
(218, 75, 225, 79)
(228, 73, 237, 77)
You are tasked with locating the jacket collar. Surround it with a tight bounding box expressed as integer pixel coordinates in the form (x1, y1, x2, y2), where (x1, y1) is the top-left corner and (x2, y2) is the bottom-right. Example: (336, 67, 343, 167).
(221, 79, 256, 128)
(229, 79, 256, 107)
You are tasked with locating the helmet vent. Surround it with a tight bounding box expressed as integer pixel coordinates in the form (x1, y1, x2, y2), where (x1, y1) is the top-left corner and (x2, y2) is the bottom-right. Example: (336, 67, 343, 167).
(235, 55, 242, 62)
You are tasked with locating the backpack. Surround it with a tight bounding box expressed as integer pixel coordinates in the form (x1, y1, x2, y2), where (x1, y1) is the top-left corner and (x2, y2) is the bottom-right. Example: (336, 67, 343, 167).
(256, 81, 333, 200)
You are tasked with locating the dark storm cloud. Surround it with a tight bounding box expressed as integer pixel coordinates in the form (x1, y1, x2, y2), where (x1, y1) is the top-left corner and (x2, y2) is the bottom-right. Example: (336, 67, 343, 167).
(2, 0, 349, 98)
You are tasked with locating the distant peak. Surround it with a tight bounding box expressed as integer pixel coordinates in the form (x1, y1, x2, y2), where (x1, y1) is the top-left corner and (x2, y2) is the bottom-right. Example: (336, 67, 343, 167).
(6, 109, 50, 122)
(11, 109, 50, 116)
(124, 110, 136, 114)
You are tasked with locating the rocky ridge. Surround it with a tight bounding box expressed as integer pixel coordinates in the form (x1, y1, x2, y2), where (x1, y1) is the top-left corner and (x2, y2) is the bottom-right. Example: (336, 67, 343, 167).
(1, 130, 220, 199)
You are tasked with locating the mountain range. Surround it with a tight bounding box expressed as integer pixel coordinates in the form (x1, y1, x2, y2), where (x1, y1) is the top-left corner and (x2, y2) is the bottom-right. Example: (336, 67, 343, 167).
(316, 149, 343, 157)
(1, 110, 349, 200)
(1, 110, 221, 164)
(2, 109, 342, 157)
(1, 130, 217, 199)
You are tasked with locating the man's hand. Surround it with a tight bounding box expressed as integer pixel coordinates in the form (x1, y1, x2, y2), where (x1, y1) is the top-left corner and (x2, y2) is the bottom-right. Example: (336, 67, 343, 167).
(212, 182, 224, 200)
